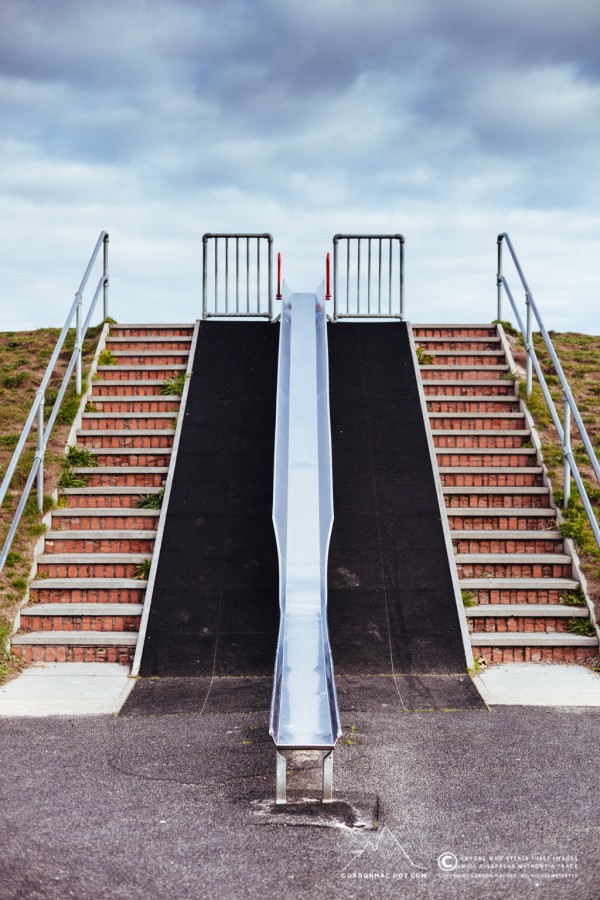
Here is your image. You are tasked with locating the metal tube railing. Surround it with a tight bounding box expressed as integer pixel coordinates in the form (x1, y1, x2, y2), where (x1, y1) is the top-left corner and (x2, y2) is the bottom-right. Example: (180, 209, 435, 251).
(202, 233, 274, 320)
(497, 233, 600, 548)
(0, 231, 109, 573)
(332, 234, 405, 320)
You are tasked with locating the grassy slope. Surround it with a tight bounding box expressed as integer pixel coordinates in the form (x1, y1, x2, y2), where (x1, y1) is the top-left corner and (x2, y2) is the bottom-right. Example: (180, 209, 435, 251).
(0, 326, 101, 682)
(506, 329, 600, 628)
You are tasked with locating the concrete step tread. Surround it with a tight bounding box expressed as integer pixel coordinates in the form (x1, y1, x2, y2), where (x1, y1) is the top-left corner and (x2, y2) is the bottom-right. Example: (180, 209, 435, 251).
(20, 603, 144, 615)
(436, 448, 537, 455)
(470, 633, 597, 646)
(84, 448, 172, 455)
(78, 430, 175, 437)
(433, 429, 530, 436)
(94, 396, 181, 402)
(464, 604, 588, 617)
(430, 412, 524, 419)
(424, 380, 516, 387)
(460, 577, 577, 589)
(46, 530, 157, 539)
(450, 509, 555, 517)
(440, 467, 543, 474)
(96, 365, 187, 371)
(425, 350, 506, 356)
(415, 336, 501, 343)
(451, 529, 563, 539)
(38, 553, 151, 563)
(93, 380, 181, 388)
(30, 578, 147, 588)
(427, 395, 516, 401)
(51, 508, 160, 517)
(82, 412, 176, 419)
(11, 632, 138, 646)
(110, 323, 194, 328)
(421, 364, 510, 370)
(60, 486, 163, 495)
(456, 553, 571, 564)
(107, 335, 192, 342)
(104, 349, 190, 356)
(444, 486, 548, 494)
(72, 467, 169, 474)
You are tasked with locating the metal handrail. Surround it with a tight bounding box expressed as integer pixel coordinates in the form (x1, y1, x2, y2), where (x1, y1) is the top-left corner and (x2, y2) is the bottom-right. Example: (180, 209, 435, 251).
(497, 232, 600, 548)
(0, 231, 109, 573)
(202, 233, 274, 320)
(332, 233, 405, 320)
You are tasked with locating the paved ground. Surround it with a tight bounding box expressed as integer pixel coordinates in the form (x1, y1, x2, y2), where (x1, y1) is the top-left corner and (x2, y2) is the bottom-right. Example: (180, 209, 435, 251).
(1, 704, 598, 899)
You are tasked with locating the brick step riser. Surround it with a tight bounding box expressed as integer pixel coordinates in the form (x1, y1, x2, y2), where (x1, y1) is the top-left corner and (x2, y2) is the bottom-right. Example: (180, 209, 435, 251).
(78, 435, 174, 448)
(45, 538, 155, 554)
(442, 475, 543, 487)
(90, 453, 171, 467)
(477, 647, 594, 664)
(36, 563, 147, 578)
(413, 328, 497, 338)
(19, 615, 141, 633)
(425, 355, 507, 366)
(107, 341, 191, 351)
(434, 436, 528, 449)
(458, 563, 572, 578)
(110, 328, 193, 337)
(83, 473, 166, 487)
(11, 645, 135, 664)
(93, 385, 167, 397)
(421, 370, 509, 381)
(63, 496, 157, 509)
(93, 401, 180, 413)
(445, 497, 551, 509)
(417, 341, 501, 351)
(81, 418, 175, 431)
(423, 385, 516, 397)
(453, 539, 564, 554)
(29, 587, 145, 603)
(431, 418, 525, 431)
(437, 453, 536, 467)
(465, 589, 567, 604)
(104, 355, 189, 366)
(50, 515, 158, 530)
(97, 369, 184, 381)
(469, 619, 582, 635)
(428, 401, 520, 413)
(449, 516, 554, 531)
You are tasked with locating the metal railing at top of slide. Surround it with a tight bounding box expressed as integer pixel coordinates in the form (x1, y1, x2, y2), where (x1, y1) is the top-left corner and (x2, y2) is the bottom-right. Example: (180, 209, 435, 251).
(202, 233, 274, 320)
(332, 233, 405, 320)
(0, 231, 109, 574)
(496, 232, 600, 548)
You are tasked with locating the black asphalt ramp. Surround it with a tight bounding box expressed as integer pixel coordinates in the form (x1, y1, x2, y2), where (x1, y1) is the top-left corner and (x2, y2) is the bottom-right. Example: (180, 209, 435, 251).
(327, 323, 481, 702)
(139, 321, 280, 679)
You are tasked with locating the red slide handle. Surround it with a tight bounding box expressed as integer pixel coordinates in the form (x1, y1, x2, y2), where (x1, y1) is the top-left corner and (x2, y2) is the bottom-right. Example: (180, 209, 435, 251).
(325, 252, 331, 301)
(276, 252, 282, 301)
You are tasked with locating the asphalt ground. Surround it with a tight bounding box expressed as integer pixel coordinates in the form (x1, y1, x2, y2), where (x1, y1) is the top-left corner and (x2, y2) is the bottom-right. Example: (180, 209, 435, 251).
(1, 705, 598, 900)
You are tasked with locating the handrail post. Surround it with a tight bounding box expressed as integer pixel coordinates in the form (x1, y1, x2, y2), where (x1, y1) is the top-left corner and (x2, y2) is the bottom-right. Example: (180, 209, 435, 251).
(333, 235, 339, 321)
(202, 235, 208, 320)
(563, 393, 571, 509)
(525, 292, 533, 398)
(75, 292, 83, 395)
(267, 236, 273, 321)
(36, 394, 45, 512)
(102, 234, 109, 320)
(496, 234, 503, 320)
(399, 236, 405, 321)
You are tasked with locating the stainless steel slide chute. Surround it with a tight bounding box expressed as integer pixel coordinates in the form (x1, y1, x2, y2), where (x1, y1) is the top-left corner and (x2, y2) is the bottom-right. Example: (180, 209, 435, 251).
(270, 285, 341, 803)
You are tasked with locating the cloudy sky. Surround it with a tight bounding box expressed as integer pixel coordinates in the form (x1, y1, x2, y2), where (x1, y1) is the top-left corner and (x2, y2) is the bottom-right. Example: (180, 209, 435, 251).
(1, 0, 599, 332)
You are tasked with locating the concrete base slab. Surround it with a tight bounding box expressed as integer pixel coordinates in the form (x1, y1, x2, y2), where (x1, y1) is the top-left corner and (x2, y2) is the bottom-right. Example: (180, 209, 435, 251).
(474, 662, 600, 706)
(0, 663, 134, 716)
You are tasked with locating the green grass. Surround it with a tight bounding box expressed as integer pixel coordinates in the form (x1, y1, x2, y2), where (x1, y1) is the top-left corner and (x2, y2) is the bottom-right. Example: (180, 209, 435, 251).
(565, 618, 596, 637)
(160, 372, 191, 396)
(137, 489, 164, 510)
(98, 349, 117, 365)
(133, 559, 152, 580)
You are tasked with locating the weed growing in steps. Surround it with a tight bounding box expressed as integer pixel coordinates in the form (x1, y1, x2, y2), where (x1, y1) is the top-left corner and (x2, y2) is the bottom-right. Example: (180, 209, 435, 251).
(133, 558, 152, 580)
(137, 489, 164, 509)
(562, 585, 587, 607)
(461, 590, 478, 607)
(160, 372, 192, 396)
(65, 446, 98, 468)
(98, 349, 117, 365)
(415, 346, 433, 365)
(565, 618, 596, 637)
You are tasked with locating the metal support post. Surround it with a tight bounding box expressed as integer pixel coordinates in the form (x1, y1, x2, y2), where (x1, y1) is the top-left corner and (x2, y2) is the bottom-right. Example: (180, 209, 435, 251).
(276, 750, 287, 804)
(36, 396, 44, 512)
(496, 235, 503, 321)
(525, 293, 532, 398)
(75, 293, 83, 395)
(322, 751, 334, 803)
(102, 234, 109, 320)
(399, 238, 405, 321)
(563, 393, 571, 509)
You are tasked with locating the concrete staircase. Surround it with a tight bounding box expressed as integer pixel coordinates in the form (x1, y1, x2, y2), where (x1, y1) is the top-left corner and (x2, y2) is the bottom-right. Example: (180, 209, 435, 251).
(413, 323, 599, 665)
(11, 324, 194, 664)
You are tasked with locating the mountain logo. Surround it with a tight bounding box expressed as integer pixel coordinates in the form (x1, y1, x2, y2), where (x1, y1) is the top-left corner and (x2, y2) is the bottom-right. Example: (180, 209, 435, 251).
(341, 826, 428, 876)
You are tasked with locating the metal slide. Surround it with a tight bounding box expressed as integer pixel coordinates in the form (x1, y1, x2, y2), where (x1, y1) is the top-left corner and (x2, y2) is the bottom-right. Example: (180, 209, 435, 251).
(270, 285, 341, 804)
